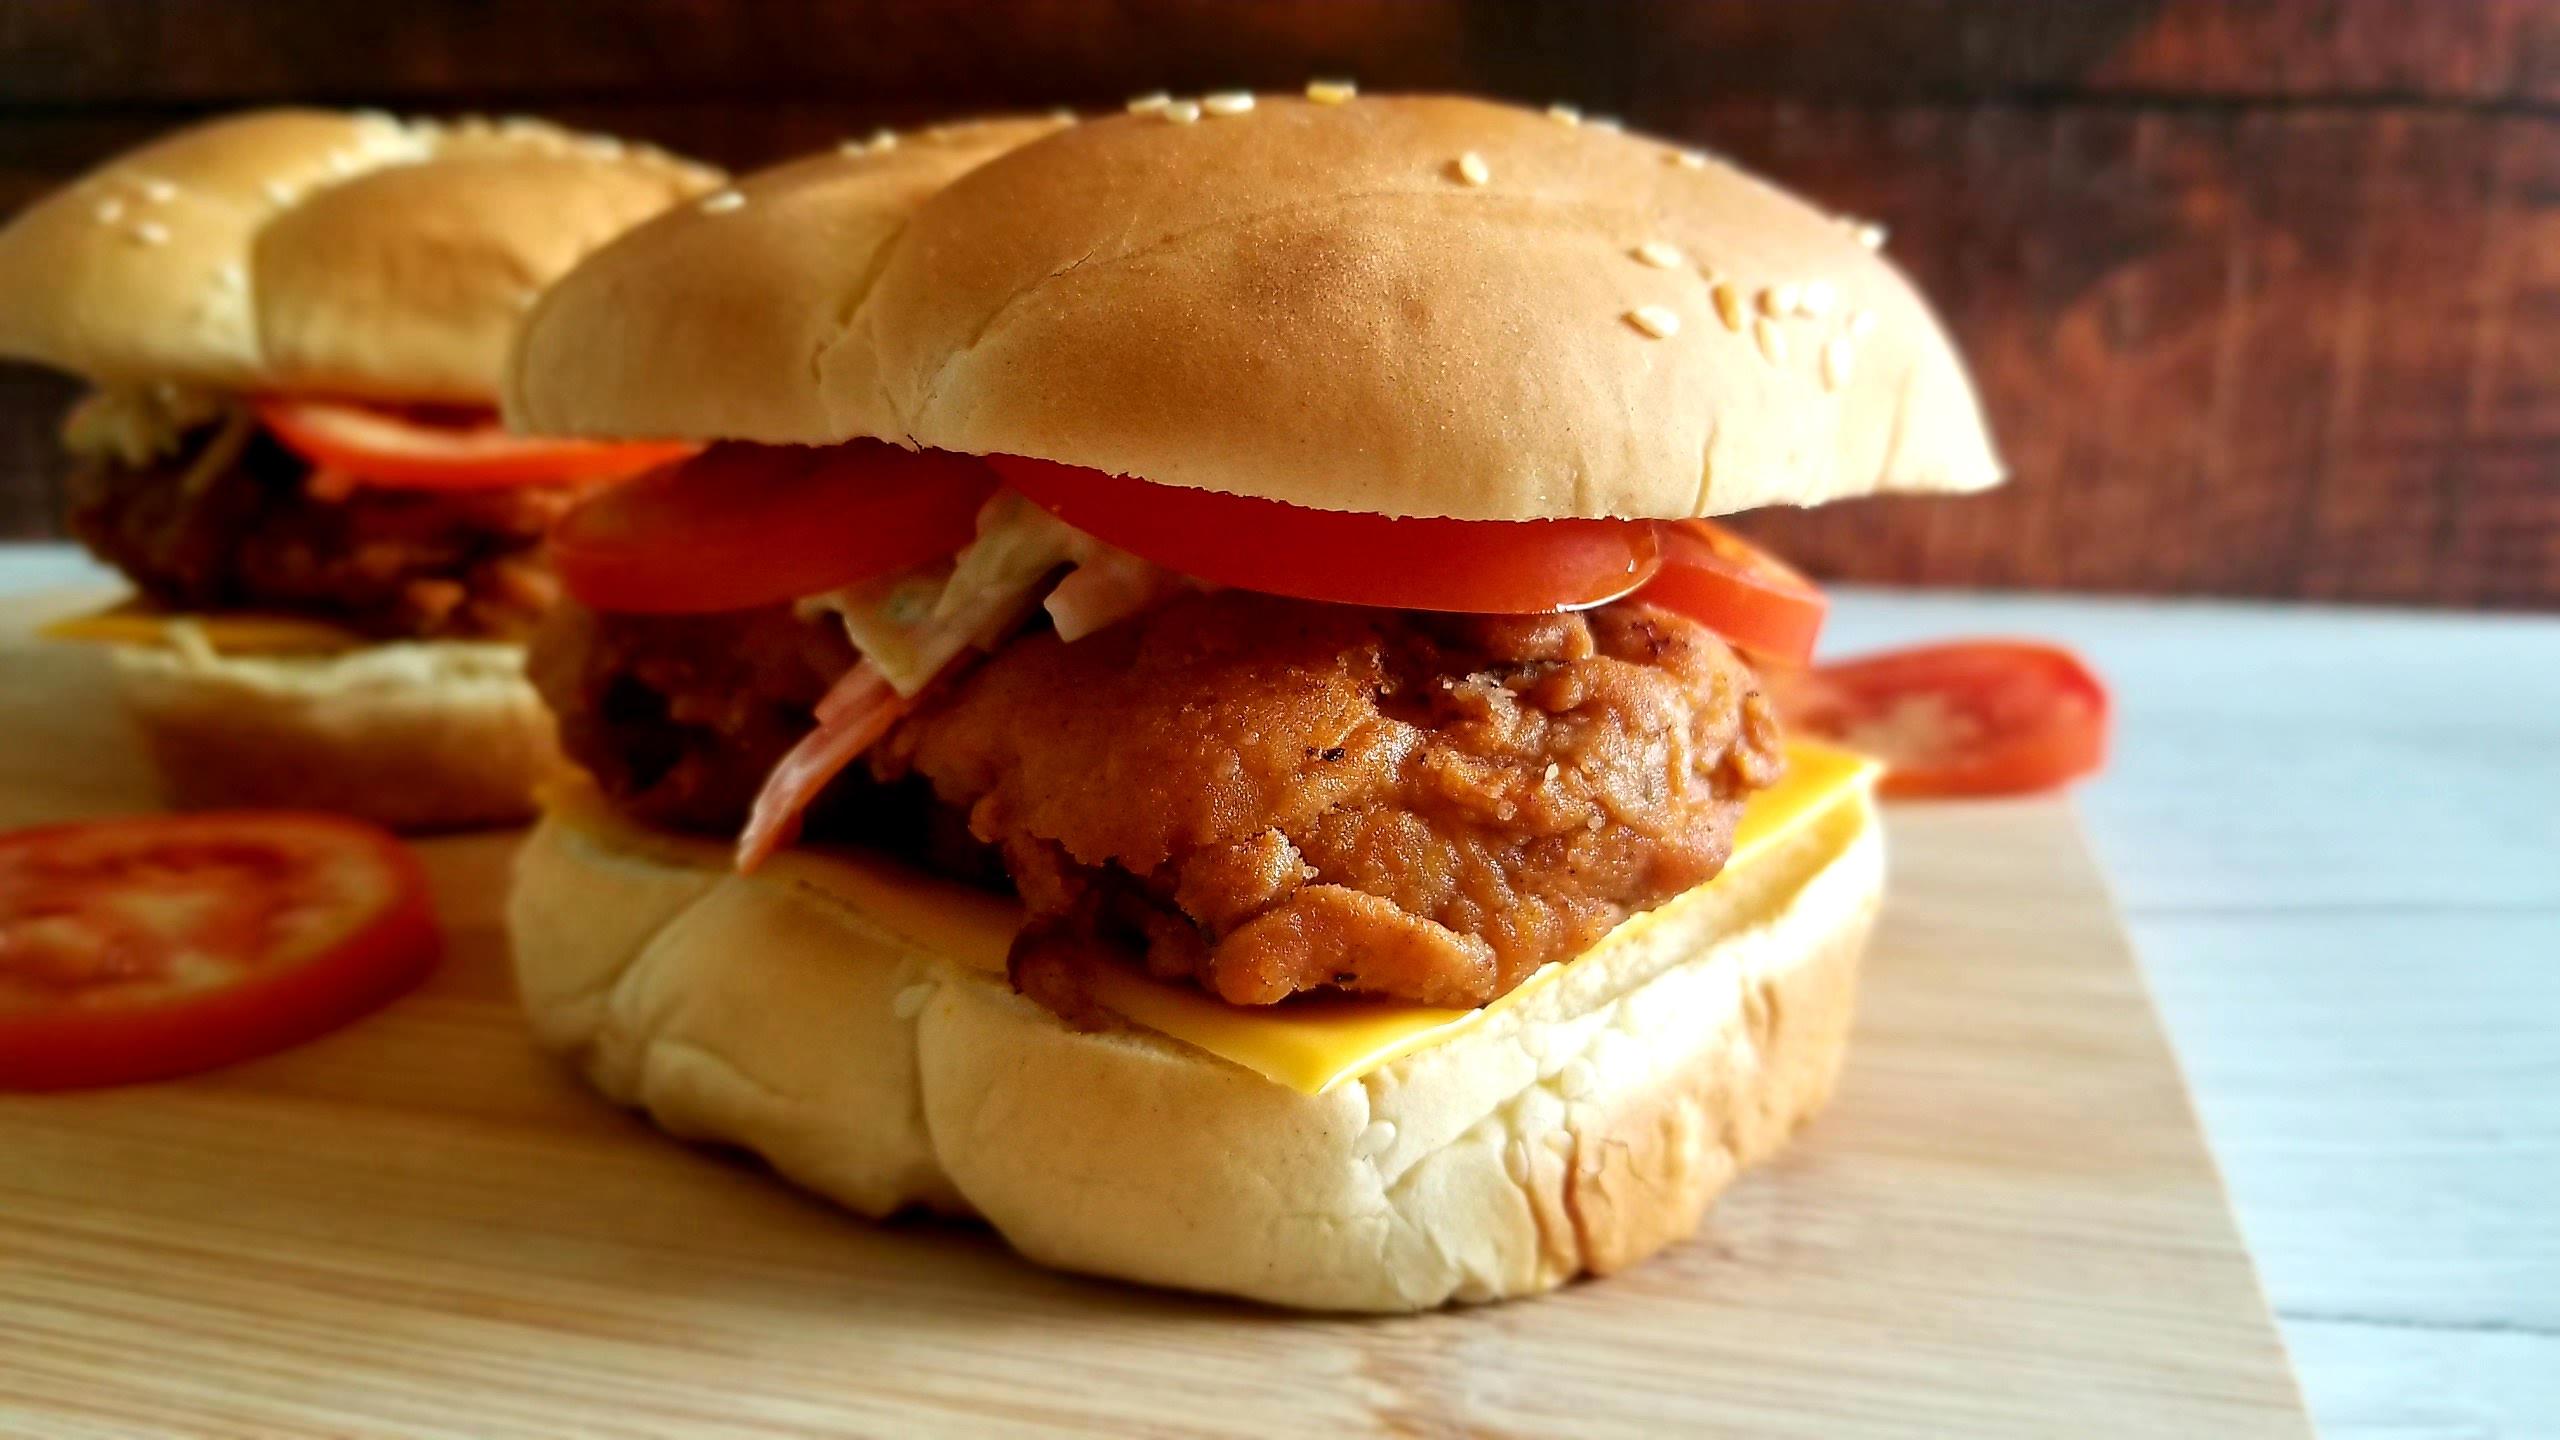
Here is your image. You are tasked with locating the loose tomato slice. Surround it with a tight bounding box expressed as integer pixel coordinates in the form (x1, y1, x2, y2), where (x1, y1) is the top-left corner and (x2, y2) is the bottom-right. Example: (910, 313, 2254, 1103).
(989, 456, 1661, 614)
(0, 812, 441, 1090)
(255, 396, 697, 490)
(551, 440, 1004, 614)
(1770, 640, 2110, 797)
(1634, 519, 1828, 664)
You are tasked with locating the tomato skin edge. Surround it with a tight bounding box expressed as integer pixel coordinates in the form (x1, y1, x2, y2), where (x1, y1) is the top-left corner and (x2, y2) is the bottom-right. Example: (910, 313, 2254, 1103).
(989, 455, 1664, 615)
(550, 442, 1003, 615)
(254, 397, 696, 491)
(1776, 640, 2111, 799)
(0, 817, 443, 1092)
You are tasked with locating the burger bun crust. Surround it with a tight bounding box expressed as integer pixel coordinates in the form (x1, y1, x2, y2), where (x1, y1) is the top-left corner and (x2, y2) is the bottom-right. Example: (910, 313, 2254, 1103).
(507, 780, 1880, 1311)
(509, 96, 2000, 521)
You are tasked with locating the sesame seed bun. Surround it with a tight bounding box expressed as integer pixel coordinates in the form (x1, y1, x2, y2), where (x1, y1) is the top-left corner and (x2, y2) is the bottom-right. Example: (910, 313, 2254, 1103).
(506, 95, 1999, 520)
(509, 117, 1072, 442)
(508, 772, 1879, 1311)
(0, 109, 722, 402)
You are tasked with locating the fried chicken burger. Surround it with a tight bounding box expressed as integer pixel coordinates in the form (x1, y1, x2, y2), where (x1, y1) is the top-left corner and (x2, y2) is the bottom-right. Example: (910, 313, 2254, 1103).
(501, 96, 2000, 1310)
(0, 110, 721, 828)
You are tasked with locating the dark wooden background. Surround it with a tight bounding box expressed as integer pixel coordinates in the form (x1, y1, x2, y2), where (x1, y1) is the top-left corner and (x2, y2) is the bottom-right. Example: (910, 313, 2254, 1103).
(2, 0, 2553, 609)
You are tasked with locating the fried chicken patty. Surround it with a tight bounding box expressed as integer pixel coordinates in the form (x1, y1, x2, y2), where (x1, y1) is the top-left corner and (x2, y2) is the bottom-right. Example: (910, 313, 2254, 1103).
(874, 592, 1784, 1019)
(70, 413, 583, 641)
(529, 599, 1006, 883)
(537, 590, 1782, 1017)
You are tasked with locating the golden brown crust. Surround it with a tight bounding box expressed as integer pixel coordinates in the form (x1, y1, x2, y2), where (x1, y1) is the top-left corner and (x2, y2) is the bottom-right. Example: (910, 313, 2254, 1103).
(504, 778, 1880, 1310)
(112, 640, 561, 831)
(0, 109, 719, 398)
(509, 95, 2000, 520)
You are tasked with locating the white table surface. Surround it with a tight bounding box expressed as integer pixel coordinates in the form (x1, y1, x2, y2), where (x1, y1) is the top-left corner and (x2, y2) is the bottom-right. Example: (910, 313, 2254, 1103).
(5, 542, 2554, 1439)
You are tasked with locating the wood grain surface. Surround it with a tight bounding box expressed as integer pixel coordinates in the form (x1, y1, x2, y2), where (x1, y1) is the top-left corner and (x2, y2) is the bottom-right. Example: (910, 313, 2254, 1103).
(1, 0, 2555, 607)
(0, 592, 2310, 1438)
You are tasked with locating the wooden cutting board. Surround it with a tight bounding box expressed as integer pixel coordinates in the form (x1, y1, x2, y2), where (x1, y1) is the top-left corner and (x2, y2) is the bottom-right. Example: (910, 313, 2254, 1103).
(0, 591, 2310, 1438)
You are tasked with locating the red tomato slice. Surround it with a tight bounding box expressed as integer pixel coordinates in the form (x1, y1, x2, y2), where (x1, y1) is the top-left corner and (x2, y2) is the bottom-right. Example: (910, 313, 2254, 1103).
(988, 456, 1662, 614)
(0, 812, 441, 1090)
(551, 440, 1004, 614)
(256, 397, 697, 490)
(1770, 641, 2110, 797)
(1636, 519, 1829, 664)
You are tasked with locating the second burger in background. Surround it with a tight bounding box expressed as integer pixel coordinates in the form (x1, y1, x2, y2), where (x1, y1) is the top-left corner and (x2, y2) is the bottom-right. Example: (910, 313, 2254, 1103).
(0, 110, 722, 828)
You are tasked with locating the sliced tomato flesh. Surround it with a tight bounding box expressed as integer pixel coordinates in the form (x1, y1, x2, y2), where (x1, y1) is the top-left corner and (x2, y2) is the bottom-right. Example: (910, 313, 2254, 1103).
(989, 456, 1662, 614)
(551, 440, 1004, 614)
(1636, 519, 1829, 664)
(1770, 640, 2110, 797)
(255, 396, 697, 491)
(0, 811, 441, 1090)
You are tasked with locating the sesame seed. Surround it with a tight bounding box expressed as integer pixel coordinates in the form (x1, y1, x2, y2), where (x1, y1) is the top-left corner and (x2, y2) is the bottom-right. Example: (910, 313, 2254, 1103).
(698, 189, 745, 213)
(326, 149, 359, 176)
(1847, 309, 1878, 340)
(1163, 99, 1202, 124)
(94, 197, 125, 224)
(1547, 103, 1582, 125)
(1126, 92, 1173, 114)
(1305, 79, 1357, 105)
(131, 221, 168, 246)
(1544, 762, 1560, 782)
(1854, 221, 1888, 250)
(263, 181, 295, 206)
(1585, 115, 1623, 132)
(1755, 314, 1788, 364)
(1669, 149, 1708, 169)
(1627, 305, 1681, 339)
(1712, 281, 1745, 332)
(1760, 283, 1800, 319)
(139, 178, 177, 203)
(1454, 151, 1490, 185)
(1798, 280, 1836, 317)
(579, 134, 624, 159)
(866, 128, 897, 151)
(1822, 336, 1854, 390)
(216, 262, 245, 292)
(1202, 91, 1255, 116)
(1633, 240, 1683, 269)
(1048, 107, 1078, 123)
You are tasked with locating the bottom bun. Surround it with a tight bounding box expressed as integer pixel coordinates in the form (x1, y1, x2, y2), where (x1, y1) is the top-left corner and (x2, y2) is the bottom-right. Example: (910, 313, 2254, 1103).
(508, 785, 1881, 1312)
(112, 640, 559, 831)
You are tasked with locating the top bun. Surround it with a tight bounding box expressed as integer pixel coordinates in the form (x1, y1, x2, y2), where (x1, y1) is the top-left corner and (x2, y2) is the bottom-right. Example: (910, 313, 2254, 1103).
(512, 118, 1069, 442)
(509, 95, 1999, 521)
(0, 110, 721, 403)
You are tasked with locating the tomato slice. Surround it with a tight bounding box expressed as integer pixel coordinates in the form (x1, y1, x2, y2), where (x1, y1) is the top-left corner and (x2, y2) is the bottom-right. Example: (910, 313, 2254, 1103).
(1770, 641, 2110, 797)
(988, 456, 1661, 614)
(1635, 519, 1829, 664)
(551, 440, 1004, 614)
(255, 396, 697, 490)
(0, 812, 441, 1090)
